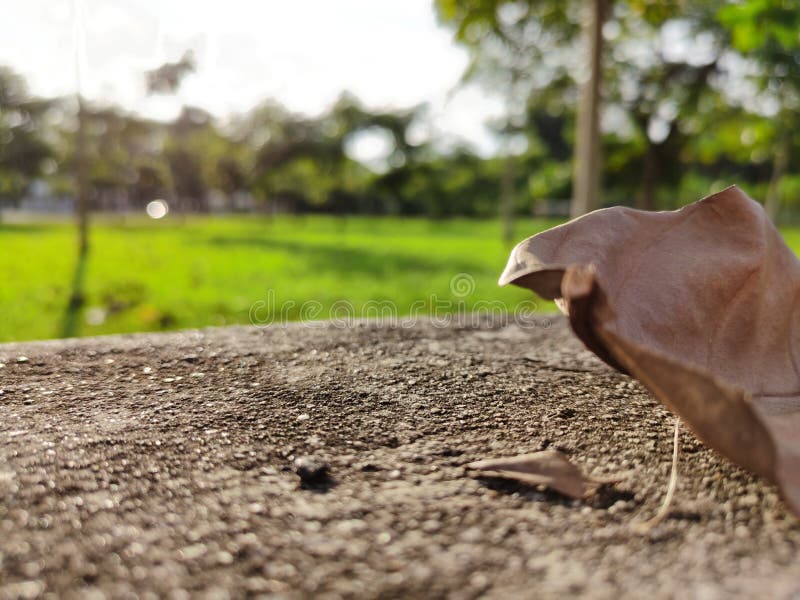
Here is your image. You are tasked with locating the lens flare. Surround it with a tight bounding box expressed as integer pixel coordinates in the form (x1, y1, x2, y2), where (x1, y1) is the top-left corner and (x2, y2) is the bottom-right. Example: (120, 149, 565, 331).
(146, 199, 169, 219)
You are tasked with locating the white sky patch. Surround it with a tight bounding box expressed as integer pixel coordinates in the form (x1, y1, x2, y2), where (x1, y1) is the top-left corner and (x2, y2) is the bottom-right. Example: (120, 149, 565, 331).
(427, 85, 507, 156)
(0, 0, 504, 155)
(344, 128, 396, 173)
(660, 20, 718, 67)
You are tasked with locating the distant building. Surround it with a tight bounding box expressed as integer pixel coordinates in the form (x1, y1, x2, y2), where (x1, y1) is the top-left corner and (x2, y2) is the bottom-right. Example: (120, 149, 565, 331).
(18, 179, 73, 214)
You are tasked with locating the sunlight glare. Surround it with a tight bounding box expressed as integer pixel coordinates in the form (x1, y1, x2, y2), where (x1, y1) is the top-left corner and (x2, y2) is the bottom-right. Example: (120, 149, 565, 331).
(146, 199, 169, 219)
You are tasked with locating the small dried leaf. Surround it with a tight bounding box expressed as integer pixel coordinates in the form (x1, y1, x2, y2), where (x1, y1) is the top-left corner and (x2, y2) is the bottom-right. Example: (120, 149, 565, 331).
(466, 450, 621, 499)
(500, 186, 800, 516)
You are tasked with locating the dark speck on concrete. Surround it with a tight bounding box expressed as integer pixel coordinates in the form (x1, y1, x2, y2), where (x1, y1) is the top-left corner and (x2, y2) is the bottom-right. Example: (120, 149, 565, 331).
(294, 456, 330, 483)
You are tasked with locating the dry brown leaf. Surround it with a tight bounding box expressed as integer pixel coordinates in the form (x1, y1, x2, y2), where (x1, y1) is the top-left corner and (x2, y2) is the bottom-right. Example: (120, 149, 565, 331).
(500, 185, 800, 515)
(466, 450, 622, 499)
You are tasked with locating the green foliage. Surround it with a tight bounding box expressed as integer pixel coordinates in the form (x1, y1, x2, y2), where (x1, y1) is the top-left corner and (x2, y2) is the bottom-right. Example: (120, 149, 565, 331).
(441, 0, 733, 206)
(0, 67, 53, 202)
(718, 0, 800, 53)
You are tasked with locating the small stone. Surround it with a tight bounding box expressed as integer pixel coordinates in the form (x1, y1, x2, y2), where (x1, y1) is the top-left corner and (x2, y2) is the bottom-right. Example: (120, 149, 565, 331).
(422, 519, 441, 533)
(179, 543, 207, 560)
(294, 456, 329, 483)
(16, 356, 29, 363)
(248, 503, 266, 514)
(1, 580, 44, 599)
(607, 500, 628, 514)
(735, 525, 751, 539)
(739, 494, 759, 508)
(460, 527, 483, 543)
(21, 561, 41, 578)
(470, 573, 489, 589)
(297, 413, 310, 421)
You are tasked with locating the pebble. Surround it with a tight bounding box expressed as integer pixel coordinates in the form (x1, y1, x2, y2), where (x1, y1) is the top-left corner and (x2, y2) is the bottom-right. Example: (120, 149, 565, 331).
(738, 494, 759, 508)
(179, 543, 207, 560)
(0, 580, 44, 599)
(293, 456, 329, 483)
(421, 519, 441, 533)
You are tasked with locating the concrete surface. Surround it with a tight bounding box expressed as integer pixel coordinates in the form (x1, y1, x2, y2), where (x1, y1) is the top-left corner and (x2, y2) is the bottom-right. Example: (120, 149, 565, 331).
(1, 317, 799, 599)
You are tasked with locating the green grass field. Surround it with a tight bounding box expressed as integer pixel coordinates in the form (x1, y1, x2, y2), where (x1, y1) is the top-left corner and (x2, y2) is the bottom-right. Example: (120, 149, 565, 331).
(1, 215, 563, 342)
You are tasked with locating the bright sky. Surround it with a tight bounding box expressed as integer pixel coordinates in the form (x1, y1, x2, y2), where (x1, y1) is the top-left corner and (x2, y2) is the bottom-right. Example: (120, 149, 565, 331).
(0, 0, 506, 155)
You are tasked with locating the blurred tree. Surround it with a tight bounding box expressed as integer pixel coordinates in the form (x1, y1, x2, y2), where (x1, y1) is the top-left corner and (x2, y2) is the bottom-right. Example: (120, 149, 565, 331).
(605, 1, 726, 209)
(236, 94, 428, 215)
(56, 105, 169, 211)
(437, 0, 732, 213)
(571, 0, 607, 218)
(719, 0, 800, 222)
(71, 0, 90, 257)
(166, 107, 212, 212)
(238, 100, 346, 211)
(0, 67, 53, 219)
(9, 0, 800, 225)
(145, 52, 200, 213)
(435, 0, 592, 218)
(145, 51, 196, 95)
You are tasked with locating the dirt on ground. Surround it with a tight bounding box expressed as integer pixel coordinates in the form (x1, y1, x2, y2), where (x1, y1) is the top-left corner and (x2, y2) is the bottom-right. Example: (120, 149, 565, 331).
(1, 317, 799, 599)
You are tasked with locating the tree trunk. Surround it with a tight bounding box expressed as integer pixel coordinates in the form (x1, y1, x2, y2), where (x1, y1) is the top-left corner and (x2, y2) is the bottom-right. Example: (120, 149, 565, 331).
(638, 144, 658, 211)
(501, 153, 515, 244)
(76, 95, 89, 258)
(571, 0, 607, 219)
(765, 135, 790, 224)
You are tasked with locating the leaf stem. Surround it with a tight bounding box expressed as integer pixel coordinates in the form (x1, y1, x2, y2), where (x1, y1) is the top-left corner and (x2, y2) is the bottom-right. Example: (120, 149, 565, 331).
(633, 416, 681, 533)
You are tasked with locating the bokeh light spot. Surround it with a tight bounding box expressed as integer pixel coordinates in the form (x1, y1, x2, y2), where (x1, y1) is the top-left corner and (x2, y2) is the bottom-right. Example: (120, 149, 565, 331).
(146, 199, 169, 219)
